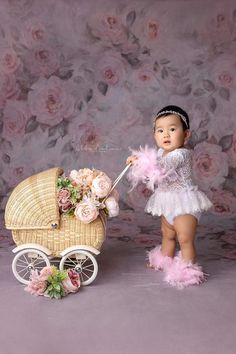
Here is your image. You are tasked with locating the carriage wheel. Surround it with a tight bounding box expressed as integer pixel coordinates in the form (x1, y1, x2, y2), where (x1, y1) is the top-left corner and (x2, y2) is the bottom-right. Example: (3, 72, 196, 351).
(12, 249, 50, 285)
(59, 250, 98, 286)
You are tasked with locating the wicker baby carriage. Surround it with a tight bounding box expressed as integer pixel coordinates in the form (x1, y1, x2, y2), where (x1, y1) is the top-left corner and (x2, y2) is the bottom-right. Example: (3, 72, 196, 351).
(5, 165, 130, 286)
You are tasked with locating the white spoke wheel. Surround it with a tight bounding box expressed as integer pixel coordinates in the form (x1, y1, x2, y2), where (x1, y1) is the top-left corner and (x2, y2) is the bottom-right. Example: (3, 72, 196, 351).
(12, 249, 50, 285)
(59, 250, 98, 286)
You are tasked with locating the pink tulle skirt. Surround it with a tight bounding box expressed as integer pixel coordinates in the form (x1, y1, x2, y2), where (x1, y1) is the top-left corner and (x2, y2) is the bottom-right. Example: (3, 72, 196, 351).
(145, 187, 212, 217)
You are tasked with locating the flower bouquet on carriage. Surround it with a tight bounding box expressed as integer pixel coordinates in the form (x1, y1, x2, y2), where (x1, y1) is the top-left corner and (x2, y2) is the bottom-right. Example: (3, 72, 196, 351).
(57, 167, 120, 224)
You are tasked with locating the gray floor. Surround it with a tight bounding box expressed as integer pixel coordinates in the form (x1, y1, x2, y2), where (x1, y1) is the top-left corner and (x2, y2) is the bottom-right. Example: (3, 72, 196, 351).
(0, 239, 236, 354)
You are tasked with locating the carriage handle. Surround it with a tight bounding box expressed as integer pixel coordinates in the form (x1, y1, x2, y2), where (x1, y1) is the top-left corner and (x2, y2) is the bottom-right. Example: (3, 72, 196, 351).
(102, 163, 131, 203)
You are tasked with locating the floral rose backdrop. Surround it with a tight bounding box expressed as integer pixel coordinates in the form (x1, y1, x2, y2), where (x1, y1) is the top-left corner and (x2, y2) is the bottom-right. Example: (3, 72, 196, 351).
(0, 0, 236, 260)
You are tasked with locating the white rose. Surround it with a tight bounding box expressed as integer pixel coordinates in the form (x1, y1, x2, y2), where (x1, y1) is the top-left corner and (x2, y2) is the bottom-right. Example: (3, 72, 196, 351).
(74, 201, 99, 224)
(105, 197, 119, 217)
(69, 170, 80, 184)
(91, 173, 112, 198)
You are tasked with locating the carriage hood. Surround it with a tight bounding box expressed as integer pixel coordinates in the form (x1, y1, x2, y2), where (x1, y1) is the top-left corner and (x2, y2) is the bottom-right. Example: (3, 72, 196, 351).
(5, 167, 64, 230)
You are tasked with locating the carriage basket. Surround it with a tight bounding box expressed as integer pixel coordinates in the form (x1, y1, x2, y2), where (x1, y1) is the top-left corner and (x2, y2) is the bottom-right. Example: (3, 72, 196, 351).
(5, 167, 107, 257)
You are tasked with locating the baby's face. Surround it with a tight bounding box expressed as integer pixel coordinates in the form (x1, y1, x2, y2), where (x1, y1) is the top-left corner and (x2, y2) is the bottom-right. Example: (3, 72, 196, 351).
(154, 114, 190, 153)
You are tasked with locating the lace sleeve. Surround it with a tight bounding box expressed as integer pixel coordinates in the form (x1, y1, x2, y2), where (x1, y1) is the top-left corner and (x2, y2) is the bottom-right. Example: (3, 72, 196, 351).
(166, 149, 192, 169)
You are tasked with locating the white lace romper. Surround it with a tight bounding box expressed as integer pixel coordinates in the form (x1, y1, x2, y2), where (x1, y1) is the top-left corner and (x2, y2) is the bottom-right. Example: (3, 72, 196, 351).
(145, 148, 212, 223)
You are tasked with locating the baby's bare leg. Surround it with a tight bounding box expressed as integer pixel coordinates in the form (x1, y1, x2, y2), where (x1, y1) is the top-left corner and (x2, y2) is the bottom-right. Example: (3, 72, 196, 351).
(161, 216, 176, 258)
(174, 214, 198, 263)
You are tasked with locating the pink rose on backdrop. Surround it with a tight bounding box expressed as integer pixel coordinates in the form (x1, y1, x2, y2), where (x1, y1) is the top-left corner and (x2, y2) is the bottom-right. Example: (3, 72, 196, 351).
(144, 19, 159, 40)
(227, 134, 236, 168)
(211, 55, 236, 89)
(70, 119, 102, 152)
(2, 100, 31, 141)
(126, 183, 152, 210)
(25, 45, 60, 77)
(28, 76, 75, 126)
(74, 200, 99, 224)
(91, 173, 112, 198)
(0, 47, 21, 74)
(131, 62, 159, 89)
(118, 103, 143, 129)
(108, 91, 144, 129)
(3, 165, 33, 188)
(0, 72, 18, 109)
(132, 11, 160, 47)
(209, 189, 236, 218)
(204, 12, 234, 46)
(20, 18, 49, 47)
(192, 142, 228, 191)
(87, 13, 128, 45)
(97, 53, 127, 85)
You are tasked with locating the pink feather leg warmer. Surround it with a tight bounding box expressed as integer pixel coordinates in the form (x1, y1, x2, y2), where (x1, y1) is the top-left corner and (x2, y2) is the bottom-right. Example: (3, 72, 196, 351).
(164, 252, 206, 289)
(148, 246, 174, 271)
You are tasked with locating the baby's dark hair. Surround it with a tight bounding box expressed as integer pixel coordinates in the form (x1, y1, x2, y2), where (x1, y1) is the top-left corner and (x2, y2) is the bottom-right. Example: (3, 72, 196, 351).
(153, 105, 190, 131)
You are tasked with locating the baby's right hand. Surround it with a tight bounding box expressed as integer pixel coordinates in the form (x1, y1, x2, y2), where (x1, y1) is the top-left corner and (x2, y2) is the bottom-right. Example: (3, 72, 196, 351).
(126, 155, 138, 165)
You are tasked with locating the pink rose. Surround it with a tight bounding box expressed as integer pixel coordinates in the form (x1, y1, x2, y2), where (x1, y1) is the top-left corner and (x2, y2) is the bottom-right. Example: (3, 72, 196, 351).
(70, 168, 94, 187)
(2, 165, 33, 188)
(2, 100, 31, 141)
(227, 134, 236, 168)
(0, 72, 18, 109)
(24, 270, 47, 296)
(97, 53, 127, 85)
(39, 266, 54, 281)
(105, 196, 119, 217)
(68, 270, 80, 288)
(145, 19, 159, 40)
(87, 13, 127, 45)
(58, 188, 71, 204)
(26, 45, 60, 77)
(20, 19, 48, 47)
(62, 276, 79, 294)
(211, 55, 236, 89)
(192, 142, 229, 191)
(209, 189, 236, 218)
(0, 47, 21, 73)
(60, 200, 73, 213)
(127, 183, 152, 210)
(116, 102, 143, 129)
(132, 13, 160, 48)
(70, 119, 102, 153)
(132, 62, 158, 89)
(28, 76, 75, 126)
(57, 188, 73, 212)
(74, 201, 99, 224)
(91, 173, 112, 198)
(201, 12, 232, 47)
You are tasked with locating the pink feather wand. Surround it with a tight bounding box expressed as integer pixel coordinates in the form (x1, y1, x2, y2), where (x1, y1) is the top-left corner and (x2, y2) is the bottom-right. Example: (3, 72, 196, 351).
(126, 145, 169, 191)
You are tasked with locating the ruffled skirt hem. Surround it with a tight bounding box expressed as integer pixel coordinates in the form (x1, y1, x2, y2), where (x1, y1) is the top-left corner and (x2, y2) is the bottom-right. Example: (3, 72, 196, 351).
(145, 188, 212, 217)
